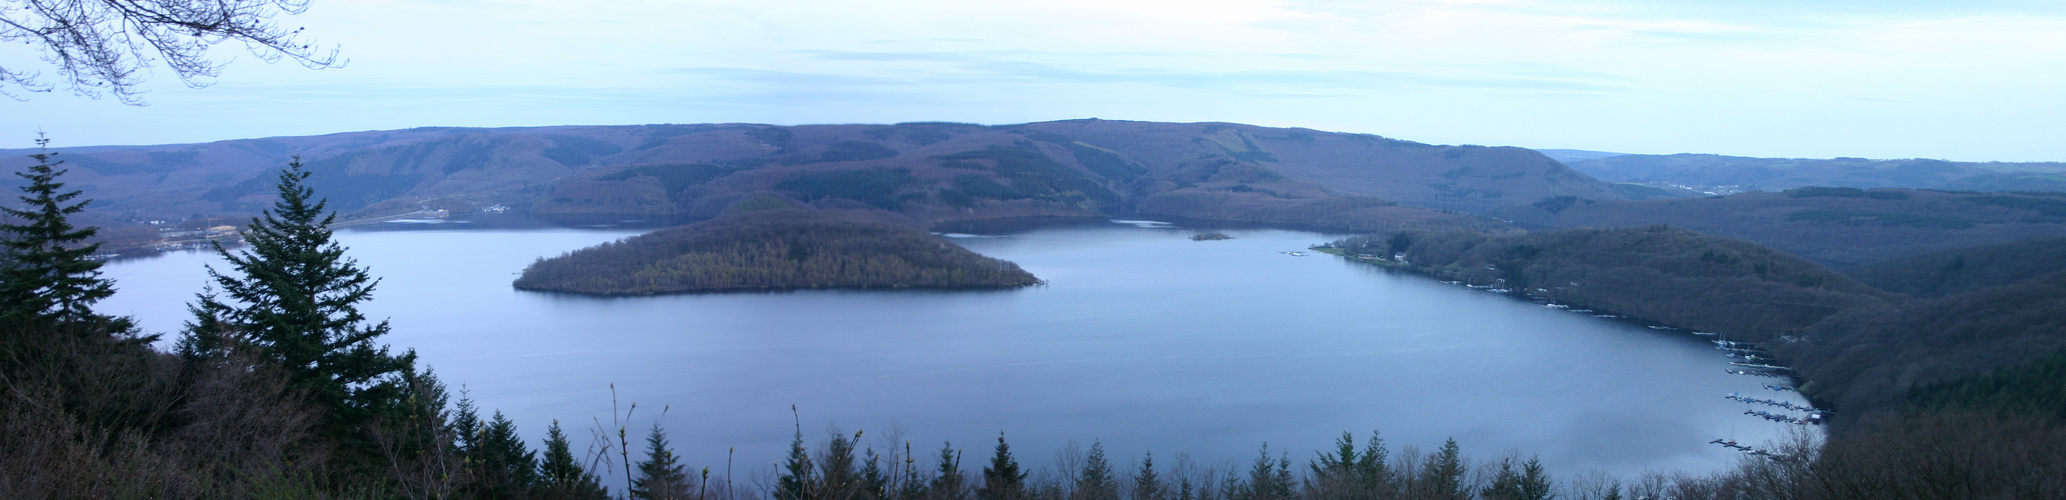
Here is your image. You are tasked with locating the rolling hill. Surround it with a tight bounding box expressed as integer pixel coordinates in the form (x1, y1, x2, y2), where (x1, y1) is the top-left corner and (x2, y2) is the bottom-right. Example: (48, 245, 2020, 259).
(1491, 188, 2066, 268)
(1564, 153, 2066, 194)
(2, 120, 1621, 234)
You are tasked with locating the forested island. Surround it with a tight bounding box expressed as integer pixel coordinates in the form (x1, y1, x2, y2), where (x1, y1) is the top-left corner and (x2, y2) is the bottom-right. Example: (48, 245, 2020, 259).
(513, 208, 1041, 294)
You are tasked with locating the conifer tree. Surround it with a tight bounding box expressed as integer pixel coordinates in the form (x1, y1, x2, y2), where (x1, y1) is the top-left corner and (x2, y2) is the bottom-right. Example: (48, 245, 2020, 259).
(452, 391, 483, 454)
(896, 442, 932, 500)
(1241, 444, 1294, 500)
(177, 158, 418, 464)
(860, 447, 889, 500)
(540, 420, 609, 499)
(819, 429, 863, 498)
(1481, 455, 1553, 500)
(977, 432, 1027, 500)
(1133, 452, 1164, 500)
(1355, 430, 1392, 493)
(777, 418, 817, 500)
(1483, 456, 1525, 500)
(633, 423, 694, 500)
(931, 441, 968, 500)
(1516, 456, 1553, 500)
(1418, 438, 1466, 500)
(1075, 441, 1118, 500)
(0, 135, 116, 326)
(469, 411, 541, 498)
(1308, 430, 1392, 498)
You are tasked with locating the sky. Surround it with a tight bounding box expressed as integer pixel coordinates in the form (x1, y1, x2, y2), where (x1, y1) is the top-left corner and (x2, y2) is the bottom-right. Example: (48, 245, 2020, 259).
(5, 0, 2066, 161)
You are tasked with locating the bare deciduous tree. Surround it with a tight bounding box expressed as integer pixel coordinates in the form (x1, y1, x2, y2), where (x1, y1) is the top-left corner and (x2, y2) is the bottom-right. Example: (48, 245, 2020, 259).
(1, 0, 340, 103)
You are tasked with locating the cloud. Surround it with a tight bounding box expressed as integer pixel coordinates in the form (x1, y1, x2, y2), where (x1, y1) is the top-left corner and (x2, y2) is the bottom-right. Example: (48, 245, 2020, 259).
(13, 0, 2066, 160)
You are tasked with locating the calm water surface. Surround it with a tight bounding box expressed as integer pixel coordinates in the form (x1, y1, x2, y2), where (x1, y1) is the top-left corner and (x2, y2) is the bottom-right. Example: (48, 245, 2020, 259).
(99, 217, 1808, 480)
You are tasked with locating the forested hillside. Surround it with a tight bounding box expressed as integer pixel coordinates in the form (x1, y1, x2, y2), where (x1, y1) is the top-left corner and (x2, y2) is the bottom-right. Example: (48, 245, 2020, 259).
(1328, 219, 2066, 494)
(1492, 188, 2066, 267)
(513, 208, 1041, 294)
(1843, 236, 2066, 297)
(1335, 226, 1889, 341)
(1565, 153, 2066, 193)
(1774, 236, 2066, 428)
(5, 120, 1611, 236)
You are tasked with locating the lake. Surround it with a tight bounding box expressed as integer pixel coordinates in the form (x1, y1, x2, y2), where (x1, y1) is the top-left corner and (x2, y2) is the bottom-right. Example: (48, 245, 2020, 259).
(98, 215, 1809, 483)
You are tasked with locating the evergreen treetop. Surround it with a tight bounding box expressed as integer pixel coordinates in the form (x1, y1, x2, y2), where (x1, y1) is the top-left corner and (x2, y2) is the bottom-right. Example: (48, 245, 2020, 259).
(777, 410, 817, 500)
(0, 135, 116, 326)
(978, 431, 1027, 500)
(1076, 440, 1118, 500)
(1133, 451, 1164, 500)
(633, 423, 694, 500)
(469, 410, 541, 498)
(929, 441, 967, 500)
(540, 420, 610, 499)
(177, 157, 417, 471)
(1420, 438, 1466, 500)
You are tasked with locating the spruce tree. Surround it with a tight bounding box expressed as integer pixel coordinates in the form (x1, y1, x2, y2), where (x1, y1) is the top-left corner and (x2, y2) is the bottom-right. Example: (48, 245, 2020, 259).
(977, 432, 1026, 500)
(540, 420, 610, 500)
(470, 411, 541, 498)
(0, 135, 117, 326)
(1481, 455, 1554, 500)
(860, 447, 889, 500)
(1241, 444, 1294, 500)
(1355, 430, 1392, 494)
(1133, 452, 1164, 500)
(1419, 438, 1466, 500)
(177, 158, 418, 464)
(896, 442, 932, 500)
(632, 423, 694, 500)
(777, 421, 817, 500)
(1075, 441, 1118, 500)
(819, 429, 863, 498)
(1516, 456, 1553, 500)
(931, 441, 968, 500)
(1482, 456, 1524, 500)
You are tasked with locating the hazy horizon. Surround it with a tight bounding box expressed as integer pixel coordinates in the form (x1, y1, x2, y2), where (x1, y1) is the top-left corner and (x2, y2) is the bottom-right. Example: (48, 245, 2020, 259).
(6, 0, 2066, 162)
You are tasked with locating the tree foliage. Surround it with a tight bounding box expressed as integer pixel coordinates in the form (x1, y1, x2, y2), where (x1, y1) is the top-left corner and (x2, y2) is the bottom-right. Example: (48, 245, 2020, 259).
(514, 209, 1041, 294)
(1340, 225, 1890, 341)
(0, 135, 115, 326)
(977, 432, 1026, 500)
(633, 423, 694, 500)
(0, 0, 341, 103)
(538, 420, 610, 499)
(177, 158, 418, 470)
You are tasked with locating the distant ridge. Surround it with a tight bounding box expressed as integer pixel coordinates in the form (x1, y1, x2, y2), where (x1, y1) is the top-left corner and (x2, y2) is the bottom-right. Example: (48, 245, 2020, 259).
(1531, 148, 1627, 164)
(4, 120, 1612, 235)
(1562, 153, 2066, 193)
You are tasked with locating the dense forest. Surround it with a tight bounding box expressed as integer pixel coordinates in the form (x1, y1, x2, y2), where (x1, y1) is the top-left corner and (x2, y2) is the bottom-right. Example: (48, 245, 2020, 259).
(1327, 222, 2066, 497)
(1561, 152, 2066, 193)
(1330, 226, 1891, 341)
(1780, 237, 2066, 428)
(1491, 188, 2066, 268)
(513, 208, 1041, 294)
